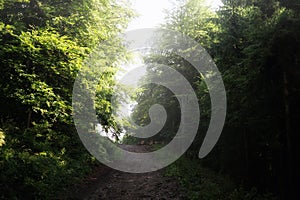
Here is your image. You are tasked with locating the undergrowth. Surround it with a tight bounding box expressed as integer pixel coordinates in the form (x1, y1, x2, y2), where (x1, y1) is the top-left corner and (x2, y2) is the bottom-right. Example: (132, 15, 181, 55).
(164, 156, 278, 200)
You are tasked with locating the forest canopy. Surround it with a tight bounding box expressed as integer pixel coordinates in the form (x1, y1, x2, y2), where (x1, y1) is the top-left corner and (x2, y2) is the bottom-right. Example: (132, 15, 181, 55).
(0, 0, 299, 199)
(0, 0, 133, 198)
(128, 0, 299, 199)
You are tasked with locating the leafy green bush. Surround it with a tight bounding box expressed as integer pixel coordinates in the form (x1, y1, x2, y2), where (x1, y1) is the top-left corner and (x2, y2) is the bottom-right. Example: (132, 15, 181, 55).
(0, 122, 93, 199)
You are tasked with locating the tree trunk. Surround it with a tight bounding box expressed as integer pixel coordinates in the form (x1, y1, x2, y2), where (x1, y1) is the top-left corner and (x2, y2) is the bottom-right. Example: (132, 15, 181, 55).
(282, 71, 293, 197)
(27, 108, 32, 129)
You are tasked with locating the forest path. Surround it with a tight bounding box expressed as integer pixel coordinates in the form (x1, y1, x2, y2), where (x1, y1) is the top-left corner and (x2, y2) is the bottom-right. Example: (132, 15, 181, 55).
(66, 145, 185, 200)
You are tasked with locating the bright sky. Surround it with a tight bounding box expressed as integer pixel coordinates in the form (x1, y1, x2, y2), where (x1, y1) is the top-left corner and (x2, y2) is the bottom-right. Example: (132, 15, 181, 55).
(126, 0, 224, 31)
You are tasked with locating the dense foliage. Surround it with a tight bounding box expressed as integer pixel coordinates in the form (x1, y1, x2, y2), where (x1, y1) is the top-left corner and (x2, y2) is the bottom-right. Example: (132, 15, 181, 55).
(130, 0, 299, 199)
(0, 0, 133, 198)
(1, 0, 299, 199)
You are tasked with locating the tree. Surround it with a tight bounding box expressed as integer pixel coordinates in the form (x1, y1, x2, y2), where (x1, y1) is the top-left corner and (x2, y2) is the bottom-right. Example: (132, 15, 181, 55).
(0, 0, 133, 198)
(129, 0, 299, 198)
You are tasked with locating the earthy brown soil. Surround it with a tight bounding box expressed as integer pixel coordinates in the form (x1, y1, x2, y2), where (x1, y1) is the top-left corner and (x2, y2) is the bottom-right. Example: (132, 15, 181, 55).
(61, 145, 185, 200)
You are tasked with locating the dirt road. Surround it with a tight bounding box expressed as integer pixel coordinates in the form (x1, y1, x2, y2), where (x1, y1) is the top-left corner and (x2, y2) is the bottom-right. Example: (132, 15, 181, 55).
(66, 145, 185, 200)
